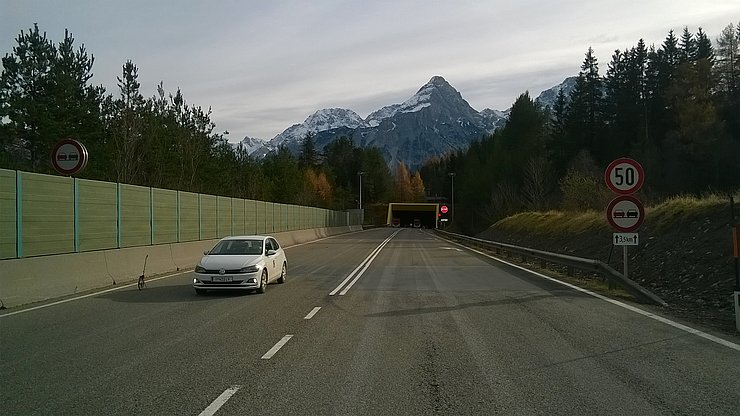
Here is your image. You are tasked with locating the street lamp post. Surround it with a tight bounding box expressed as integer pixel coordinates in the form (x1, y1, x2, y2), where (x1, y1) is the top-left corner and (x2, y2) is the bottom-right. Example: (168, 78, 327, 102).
(358, 171, 365, 210)
(448, 172, 456, 223)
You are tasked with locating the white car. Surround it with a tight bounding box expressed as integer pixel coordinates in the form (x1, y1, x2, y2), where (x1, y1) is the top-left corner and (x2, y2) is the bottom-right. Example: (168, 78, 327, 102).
(193, 236, 287, 295)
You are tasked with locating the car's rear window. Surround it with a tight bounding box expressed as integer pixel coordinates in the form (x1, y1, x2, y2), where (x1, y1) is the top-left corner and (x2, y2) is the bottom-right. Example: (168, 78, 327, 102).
(209, 239, 263, 255)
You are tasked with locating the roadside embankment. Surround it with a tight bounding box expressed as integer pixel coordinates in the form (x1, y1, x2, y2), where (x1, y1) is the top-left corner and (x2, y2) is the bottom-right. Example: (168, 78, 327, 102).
(477, 195, 738, 334)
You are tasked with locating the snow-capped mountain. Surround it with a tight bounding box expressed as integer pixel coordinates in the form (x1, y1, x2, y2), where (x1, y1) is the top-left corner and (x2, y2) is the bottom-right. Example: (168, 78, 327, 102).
(235, 136, 268, 154)
(272, 108, 366, 146)
(534, 76, 577, 109)
(311, 76, 505, 169)
(249, 108, 367, 158)
(242, 75, 579, 168)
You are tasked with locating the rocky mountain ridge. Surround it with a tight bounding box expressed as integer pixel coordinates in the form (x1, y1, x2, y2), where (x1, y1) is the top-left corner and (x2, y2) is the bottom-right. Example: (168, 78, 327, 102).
(239, 75, 574, 168)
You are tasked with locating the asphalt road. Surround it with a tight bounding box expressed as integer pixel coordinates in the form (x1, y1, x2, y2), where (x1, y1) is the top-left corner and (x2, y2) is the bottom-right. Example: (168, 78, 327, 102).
(1, 228, 739, 415)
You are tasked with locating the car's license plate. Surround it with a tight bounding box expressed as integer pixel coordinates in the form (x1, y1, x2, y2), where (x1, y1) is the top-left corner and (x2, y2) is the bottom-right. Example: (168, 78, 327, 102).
(212, 276, 233, 282)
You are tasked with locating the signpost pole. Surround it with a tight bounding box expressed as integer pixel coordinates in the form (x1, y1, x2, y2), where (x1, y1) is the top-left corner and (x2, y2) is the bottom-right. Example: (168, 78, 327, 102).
(623, 245, 628, 281)
(731, 196, 739, 333)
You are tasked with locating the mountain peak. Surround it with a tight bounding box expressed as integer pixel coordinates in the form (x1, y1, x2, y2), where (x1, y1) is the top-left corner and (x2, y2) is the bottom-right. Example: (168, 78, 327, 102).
(427, 75, 449, 86)
(272, 107, 365, 146)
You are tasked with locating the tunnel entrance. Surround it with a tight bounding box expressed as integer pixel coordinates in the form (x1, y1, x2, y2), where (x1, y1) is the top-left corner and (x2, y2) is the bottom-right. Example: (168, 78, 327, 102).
(387, 203, 439, 228)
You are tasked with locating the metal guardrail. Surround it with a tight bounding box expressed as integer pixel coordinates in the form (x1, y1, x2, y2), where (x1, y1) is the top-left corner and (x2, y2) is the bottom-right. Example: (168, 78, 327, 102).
(435, 229, 667, 306)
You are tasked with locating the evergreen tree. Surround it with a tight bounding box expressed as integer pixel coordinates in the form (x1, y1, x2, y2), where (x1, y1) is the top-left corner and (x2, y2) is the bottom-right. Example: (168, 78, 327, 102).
(0, 25, 105, 172)
(566, 47, 606, 162)
(298, 132, 319, 170)
(679, 27, 696, 63)
(110, 60, 146, 184)
(695, 28, 714, 61)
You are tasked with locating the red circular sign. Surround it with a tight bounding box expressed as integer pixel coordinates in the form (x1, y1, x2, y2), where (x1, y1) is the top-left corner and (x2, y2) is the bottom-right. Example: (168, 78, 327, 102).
(440, 205, 449, 214)
(604, 158, 644, 195)
(606, 195, 645, 232)
(51, 139, 88, 176)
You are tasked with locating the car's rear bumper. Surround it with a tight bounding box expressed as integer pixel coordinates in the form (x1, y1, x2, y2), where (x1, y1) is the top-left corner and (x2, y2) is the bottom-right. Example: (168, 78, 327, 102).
(193, 272, 259, 290)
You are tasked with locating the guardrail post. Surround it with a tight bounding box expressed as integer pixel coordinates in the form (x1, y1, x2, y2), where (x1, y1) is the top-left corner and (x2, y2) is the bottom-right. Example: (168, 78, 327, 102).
(567, 266, 574, 277)
(541, 259, 547, 269)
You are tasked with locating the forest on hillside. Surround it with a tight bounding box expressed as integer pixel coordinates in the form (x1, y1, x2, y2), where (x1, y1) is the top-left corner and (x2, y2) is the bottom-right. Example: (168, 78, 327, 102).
(421, 25, 740, 234)
(3, 24, 739, 228)
(0, 25, 422, 210)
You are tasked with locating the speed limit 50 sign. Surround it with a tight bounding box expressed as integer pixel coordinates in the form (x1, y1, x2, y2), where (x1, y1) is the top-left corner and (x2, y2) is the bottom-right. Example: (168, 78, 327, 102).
(604, 158, 644, 195)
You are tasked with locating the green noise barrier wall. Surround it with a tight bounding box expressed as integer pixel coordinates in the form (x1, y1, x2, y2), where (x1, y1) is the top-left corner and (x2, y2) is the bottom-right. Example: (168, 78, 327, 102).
(0, 169, 359, 259)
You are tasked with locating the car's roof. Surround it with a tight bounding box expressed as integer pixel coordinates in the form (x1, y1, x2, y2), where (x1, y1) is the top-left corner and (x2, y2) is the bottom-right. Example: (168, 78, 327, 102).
(220, 235, 271, 240)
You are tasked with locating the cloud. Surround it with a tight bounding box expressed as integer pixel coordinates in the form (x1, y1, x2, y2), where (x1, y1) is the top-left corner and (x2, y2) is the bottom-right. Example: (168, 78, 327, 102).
(2, 0, 739, 141)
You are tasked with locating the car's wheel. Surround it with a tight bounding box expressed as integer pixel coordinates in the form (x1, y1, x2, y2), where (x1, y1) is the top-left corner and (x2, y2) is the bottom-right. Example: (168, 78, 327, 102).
(256, 270, 268, 294)
(195, 288, 206, 295)
(277, 263, 287, 284)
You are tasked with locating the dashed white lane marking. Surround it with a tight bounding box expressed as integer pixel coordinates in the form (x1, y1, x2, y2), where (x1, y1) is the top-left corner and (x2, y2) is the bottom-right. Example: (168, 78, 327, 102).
(261, 335, 294, 359)
(439, 247, 462, 252)
(304, 307, 321, 320)
(198, 385, 241, 416)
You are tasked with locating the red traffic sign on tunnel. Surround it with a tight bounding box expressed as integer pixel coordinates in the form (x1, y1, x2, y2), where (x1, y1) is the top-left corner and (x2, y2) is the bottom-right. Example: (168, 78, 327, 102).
(440, 205, 449, 214)
(606, 195, 645, 232)
(604, 158, 644, 195)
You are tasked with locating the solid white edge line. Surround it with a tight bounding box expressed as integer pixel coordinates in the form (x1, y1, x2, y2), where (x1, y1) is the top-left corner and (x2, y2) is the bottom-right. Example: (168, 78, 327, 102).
(198, 385, 242, 416)
(261, 334, 294, 359)
(444, 238, 740, 352)
(304, 307, 321, 320)
(0, 270, 191, 318)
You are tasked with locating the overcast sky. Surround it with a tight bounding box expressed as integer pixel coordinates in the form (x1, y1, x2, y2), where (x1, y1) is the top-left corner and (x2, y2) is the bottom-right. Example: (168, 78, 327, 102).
(2, 1, 739, 142)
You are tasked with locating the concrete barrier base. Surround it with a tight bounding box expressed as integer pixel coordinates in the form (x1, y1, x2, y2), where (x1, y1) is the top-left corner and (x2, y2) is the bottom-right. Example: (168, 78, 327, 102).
(0, 226, 361, 308)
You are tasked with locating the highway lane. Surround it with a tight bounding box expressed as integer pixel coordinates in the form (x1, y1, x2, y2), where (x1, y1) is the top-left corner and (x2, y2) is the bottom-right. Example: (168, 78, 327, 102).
(1, 228, 739, 415)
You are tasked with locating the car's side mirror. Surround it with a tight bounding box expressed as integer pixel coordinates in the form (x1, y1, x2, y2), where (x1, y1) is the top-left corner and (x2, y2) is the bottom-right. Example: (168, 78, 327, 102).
(266, 249, 277, 256)
(203, 250, 210, 255)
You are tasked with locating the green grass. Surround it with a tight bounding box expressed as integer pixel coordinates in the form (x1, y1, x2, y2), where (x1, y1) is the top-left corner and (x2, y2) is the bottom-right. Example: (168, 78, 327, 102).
(492, 210, 608, 235)
(647, 194, 727, 232)
(490, 193, 733, 235)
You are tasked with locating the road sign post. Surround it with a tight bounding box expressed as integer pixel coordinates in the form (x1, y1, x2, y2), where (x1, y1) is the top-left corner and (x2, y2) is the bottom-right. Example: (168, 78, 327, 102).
(605, 158, 645, 283)
(731, 196, 739, 333)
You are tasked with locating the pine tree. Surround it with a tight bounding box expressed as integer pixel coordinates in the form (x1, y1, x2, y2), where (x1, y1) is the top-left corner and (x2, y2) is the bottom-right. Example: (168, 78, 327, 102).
(566, 47, 606, 162)
(695, 28, 714, 61)
(0, 25, 105, 172)
(547, 88, 570, 174)
(298, 132, 319, 170)
(110, 60, 145, 184)
(679, 27, 696, 63)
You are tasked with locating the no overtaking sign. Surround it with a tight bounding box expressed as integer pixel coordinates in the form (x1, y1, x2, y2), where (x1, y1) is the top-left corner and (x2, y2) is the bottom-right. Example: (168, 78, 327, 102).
(51, 139, 88, 176)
